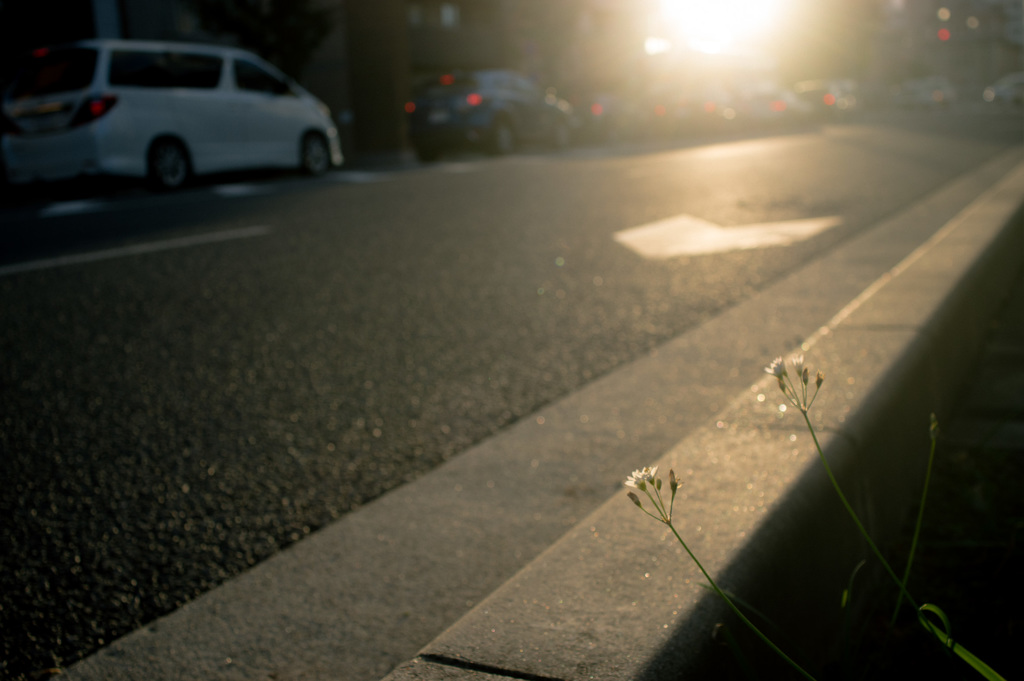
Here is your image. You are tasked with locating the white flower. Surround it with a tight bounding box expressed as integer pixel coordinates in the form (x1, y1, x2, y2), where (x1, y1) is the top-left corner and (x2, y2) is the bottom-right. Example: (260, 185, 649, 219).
(790, 354, 805, 377)
(625, 466, 658, 489)
(764, 357, 786, 378)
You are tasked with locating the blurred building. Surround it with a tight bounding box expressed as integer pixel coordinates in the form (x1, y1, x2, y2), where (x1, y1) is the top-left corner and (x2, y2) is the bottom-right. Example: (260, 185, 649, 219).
(4, 0, 1018, 159)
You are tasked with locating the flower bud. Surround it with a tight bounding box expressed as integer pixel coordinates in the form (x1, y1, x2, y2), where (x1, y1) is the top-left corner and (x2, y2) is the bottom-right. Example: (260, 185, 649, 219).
(627, 491, 642, 508)
(816, 370, 825, 388)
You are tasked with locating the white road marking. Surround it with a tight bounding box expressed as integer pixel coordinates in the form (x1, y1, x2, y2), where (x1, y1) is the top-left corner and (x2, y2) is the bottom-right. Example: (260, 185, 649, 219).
(212, 183, 268, 197)
(333, 171, 393, 183)
(39, 200, 107, 218)
(614, 214, 842, 258)
(439, 163, 480, 174)
(0, 226, 272, 277)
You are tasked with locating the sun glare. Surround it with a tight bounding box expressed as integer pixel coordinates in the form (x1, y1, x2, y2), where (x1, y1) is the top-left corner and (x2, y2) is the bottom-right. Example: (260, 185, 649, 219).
(655, 0, 781, 54)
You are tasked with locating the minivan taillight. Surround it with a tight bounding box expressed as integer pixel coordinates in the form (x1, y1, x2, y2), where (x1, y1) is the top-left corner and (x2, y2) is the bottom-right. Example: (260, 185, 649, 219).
(70, 94, 117, 127)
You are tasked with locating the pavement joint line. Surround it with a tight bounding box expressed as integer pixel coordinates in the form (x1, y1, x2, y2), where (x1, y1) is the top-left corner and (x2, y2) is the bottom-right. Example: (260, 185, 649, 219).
(418, 654, 565, 681)
(0, 225, 273, 277)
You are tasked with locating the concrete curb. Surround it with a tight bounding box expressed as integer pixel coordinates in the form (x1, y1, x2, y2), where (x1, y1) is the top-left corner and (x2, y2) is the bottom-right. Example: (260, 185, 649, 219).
(62, 149, 1023, 681)
(383, 155, 1024, 680)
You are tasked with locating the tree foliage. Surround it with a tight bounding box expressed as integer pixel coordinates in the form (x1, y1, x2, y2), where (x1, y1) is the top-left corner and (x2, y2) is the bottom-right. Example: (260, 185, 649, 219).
(184, 0, 336, 78)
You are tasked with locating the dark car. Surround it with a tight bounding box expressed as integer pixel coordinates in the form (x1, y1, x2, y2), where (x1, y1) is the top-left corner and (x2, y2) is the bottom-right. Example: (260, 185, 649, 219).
(406, 69, 574, 162)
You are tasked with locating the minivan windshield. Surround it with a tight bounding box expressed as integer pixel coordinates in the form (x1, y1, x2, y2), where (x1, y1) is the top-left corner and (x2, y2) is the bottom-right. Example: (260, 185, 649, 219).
(8, 48, 98, 99)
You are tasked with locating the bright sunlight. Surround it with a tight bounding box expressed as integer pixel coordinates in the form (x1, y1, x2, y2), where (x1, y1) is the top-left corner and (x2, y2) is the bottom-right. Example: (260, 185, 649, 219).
(653, 0, 783, 55)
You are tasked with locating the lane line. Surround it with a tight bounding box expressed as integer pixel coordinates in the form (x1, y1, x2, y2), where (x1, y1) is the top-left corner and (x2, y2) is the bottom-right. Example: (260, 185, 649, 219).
(39, 200, 107, 218)
(332, 171, 394, 183)
(212, 184, 270, 197)
(0, 225, 272, 277)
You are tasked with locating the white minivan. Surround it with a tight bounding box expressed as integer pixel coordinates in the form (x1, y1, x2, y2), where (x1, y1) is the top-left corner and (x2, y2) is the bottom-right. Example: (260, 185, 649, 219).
(1, 39, 343, 189)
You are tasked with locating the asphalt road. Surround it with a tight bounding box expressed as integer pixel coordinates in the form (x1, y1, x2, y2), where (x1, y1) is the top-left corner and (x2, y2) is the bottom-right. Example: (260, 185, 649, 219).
(1, 108, 1022, 679)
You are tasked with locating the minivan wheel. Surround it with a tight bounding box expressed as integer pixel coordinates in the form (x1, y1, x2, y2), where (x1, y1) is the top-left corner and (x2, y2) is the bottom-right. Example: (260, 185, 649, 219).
(301, 132, 330, 176)
(147, 139, 190, 190)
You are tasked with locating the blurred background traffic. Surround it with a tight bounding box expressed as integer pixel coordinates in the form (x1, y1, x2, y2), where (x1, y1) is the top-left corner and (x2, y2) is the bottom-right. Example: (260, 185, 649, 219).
(2, 0, 1022, 175)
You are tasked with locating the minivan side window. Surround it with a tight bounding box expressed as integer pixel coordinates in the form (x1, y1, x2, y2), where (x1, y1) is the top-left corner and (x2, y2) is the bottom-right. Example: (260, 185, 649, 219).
(235, 60, 292, 96)
(9, 48, 98, 98)
(109, 51, 223, 89)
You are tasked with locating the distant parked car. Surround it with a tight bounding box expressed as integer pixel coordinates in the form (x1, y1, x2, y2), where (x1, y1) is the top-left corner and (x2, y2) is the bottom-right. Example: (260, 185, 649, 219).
(982, 72, 1024, 105)
(793, 78, 859, 116)
(574, 92, 643, 143)
(1, 39, 343, 189)
(891, 76, 957, 108)
(406, 69, 574, 162)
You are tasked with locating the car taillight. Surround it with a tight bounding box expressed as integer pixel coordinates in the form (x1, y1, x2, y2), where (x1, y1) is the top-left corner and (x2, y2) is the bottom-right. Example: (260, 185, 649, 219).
(465, 93, 483, 106)
(70, 94, 117, 127)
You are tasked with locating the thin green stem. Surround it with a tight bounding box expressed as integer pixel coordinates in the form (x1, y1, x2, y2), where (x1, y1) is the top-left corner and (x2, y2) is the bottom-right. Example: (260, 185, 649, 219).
(800, 412, 920, 614)
(666, 522, 818, 681)
(891, 418, 937, 624)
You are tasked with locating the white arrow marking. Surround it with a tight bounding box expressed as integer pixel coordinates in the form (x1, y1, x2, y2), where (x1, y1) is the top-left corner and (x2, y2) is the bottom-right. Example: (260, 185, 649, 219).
(614, 214, 842, 259)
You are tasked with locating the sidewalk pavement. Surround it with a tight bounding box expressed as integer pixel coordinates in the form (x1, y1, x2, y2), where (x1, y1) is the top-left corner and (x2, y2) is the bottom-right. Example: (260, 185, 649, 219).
(64, 149, 1024, 681)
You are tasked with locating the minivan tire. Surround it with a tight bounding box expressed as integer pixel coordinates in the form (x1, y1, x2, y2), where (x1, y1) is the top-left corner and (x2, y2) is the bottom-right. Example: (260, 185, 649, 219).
(300, 132, 330, 176)
(147, 139, 191, 190)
